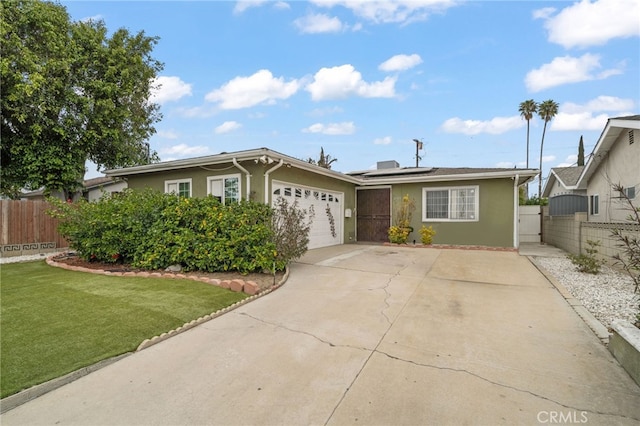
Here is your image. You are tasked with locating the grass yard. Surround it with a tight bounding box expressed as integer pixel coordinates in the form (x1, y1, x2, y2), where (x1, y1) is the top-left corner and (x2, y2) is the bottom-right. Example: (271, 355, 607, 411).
(0, 260, 247, 399)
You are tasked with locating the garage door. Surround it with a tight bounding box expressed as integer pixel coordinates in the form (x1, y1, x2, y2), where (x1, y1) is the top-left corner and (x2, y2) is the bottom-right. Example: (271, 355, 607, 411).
(272, 181, 343, 249)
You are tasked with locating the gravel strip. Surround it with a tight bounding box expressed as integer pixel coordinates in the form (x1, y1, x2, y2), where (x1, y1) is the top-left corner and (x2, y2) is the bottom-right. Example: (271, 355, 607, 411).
(0, 252, 67, 264)
(535, 256, 639, 330)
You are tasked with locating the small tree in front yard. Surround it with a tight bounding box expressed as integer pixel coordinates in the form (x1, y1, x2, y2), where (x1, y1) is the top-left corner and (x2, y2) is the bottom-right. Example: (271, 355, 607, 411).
(270, 197, 314, 270)
(610, 183, 640, 327)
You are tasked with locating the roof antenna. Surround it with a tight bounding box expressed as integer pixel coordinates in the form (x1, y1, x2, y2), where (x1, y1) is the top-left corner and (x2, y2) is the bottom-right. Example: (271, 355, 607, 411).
(413, 139, 423, 167)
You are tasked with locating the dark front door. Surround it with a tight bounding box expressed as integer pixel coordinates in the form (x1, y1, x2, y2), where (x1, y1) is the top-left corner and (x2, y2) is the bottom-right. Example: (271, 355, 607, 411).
(357, 188, 391, 242)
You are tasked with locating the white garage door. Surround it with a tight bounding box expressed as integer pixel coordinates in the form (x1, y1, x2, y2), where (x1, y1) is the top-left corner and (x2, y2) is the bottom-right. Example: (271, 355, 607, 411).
(272, 181, 343, 249)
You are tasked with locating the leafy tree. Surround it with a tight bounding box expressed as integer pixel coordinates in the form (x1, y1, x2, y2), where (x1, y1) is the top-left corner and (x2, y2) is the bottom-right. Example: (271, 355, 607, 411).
(519, 99, 537, 198)
(307, 147, 338, 169)
(577, 135, 585, 166)
(1, 0, 163, 199)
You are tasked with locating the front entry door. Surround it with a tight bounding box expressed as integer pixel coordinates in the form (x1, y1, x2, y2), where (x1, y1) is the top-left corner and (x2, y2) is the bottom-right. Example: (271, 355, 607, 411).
(357, 188, 391, 243)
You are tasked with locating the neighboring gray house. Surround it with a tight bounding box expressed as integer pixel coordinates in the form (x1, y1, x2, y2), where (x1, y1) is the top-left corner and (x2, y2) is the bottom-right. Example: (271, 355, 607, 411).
(577, 115, 640, 222)
(543, 166, 587, 217)
(543, 166, 586, 198)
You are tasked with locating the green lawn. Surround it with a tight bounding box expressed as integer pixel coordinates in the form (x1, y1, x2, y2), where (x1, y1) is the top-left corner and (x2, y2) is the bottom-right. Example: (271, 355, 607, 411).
(0, 261, 247, 398)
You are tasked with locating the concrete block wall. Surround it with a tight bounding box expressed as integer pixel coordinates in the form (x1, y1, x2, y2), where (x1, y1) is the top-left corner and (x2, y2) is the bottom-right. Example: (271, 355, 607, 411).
(544, 212, 640, 267)
(544, 213, 584, 255)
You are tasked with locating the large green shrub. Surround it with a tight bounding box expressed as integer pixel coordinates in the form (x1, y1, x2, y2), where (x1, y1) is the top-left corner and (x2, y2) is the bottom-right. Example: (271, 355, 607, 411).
(49, 189, 299, 273)
(49, 188, 170, 264)
(135, 197, 277, 273)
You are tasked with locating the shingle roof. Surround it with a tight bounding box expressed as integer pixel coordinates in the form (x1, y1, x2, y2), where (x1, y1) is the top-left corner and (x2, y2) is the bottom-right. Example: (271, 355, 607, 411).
(551, 166, 584, 187)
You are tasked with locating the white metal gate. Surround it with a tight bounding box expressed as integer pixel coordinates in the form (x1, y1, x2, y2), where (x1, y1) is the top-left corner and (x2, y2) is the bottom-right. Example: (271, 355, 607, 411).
(519, 205, 541, 243)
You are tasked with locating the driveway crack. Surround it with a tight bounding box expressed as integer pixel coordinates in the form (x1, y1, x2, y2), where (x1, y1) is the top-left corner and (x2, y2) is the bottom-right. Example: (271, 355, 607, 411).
(375, 350, 640, 422)
(237, 312, 371, 352)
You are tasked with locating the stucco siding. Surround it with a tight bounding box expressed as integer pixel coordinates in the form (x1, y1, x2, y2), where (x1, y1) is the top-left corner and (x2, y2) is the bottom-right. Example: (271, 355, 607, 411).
(587, 129, 640, 222)
(389, 179, 515, 247)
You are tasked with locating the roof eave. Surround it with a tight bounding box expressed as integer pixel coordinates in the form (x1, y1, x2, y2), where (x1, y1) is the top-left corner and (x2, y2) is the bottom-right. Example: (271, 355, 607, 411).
(359, 170, 539, 186)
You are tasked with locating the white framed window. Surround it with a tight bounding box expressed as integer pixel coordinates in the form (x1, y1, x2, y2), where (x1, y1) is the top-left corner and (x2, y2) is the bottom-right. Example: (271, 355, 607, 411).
(590, 194, 599, 215)
(422, 186, 479, 222)
(207, 174, 241, 204)
(165, 178, 192, 198)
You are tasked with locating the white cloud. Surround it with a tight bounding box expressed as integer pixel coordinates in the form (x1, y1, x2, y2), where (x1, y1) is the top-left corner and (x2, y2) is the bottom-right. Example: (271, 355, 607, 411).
(80, 14, 104, 23)
(542, 155, 556, 163)
(496, 161, 516, 168)
(150, 76, 192, 104)
(525, 54, 623, 92)
(215, 121, 242, 134)
(532, 7, 555, 20)
(160, 143, 209, 156)
(157, 130, 179, 139)
(176, 105, 218, 118)
(379, 54, 423, 72)
(274, 1, 290, 10)
(536, 0, 640, 49)
(306, 64, 396, 100)
(562, 96, 635, 113)
(302, 122, 355, 135)
(311, 0, 458, 25)
(374, 136, 392, 145)
(551, 112, 610, 131)
(205, 69, 300, 109)
(550, 96, 635, 131)
(233, 0, 268, 14)
(440, 115, 523, 135)
(294, 13, 344, 33)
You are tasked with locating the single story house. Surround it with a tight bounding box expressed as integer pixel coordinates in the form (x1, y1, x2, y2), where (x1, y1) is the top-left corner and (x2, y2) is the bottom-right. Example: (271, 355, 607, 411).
(105, 148, 538, 249)
(20, 177, 127, 202)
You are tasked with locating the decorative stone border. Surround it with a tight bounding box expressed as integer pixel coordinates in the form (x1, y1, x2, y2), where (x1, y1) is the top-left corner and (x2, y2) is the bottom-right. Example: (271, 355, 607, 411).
(46, 255, 277, 296)
(45, 254, 290, 352)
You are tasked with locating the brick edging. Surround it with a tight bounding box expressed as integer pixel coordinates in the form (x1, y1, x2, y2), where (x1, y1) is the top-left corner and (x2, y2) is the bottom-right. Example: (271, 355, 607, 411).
(45, 254, 291, 352)
(383, 242, 517, 252)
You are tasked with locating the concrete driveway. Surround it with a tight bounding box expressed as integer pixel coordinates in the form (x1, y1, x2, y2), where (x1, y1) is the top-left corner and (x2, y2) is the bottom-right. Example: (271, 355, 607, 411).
(2, 245, 639, 425)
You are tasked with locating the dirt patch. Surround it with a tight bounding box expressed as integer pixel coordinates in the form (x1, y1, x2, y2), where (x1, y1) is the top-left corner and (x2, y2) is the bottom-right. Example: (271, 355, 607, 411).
(52, 253, 285, 291)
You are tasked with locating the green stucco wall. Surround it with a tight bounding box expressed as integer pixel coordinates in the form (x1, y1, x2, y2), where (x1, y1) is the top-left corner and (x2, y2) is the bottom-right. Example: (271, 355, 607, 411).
(390, 179, 515, 247)
(124, 160, 358, 245)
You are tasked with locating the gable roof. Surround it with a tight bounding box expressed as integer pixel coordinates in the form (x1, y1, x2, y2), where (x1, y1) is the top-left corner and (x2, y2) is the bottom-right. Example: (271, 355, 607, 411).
(542, 166, 585, 197)
(106, 147, 362, 185)
(576, 115, 640, 188)
(105, 147, 539, 186)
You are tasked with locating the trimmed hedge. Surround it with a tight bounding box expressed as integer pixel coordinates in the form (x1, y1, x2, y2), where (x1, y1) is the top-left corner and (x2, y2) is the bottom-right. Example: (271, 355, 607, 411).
(49, 189, 285, 273)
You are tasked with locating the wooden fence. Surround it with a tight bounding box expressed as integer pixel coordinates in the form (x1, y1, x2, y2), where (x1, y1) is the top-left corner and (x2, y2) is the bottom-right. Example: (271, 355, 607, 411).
(0, 200, 69, 257)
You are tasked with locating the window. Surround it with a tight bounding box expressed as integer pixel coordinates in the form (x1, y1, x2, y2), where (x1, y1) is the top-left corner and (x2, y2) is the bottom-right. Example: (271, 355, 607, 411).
(165, 179, 192, 198)
(422, 186, 479, 221)
(207, 174, 240, 204)
(589, 194, 599, 215)
(625, 186, 636, 200)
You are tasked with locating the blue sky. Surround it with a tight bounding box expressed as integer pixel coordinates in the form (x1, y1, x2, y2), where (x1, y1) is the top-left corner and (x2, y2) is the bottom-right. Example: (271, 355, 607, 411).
(64, 0, 639, 194)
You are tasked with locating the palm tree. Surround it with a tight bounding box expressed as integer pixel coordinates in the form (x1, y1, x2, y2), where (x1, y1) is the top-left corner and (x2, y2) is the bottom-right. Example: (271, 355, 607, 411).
(308, 147, 338, 169)
(537, 99, 559, 242)
(519, 99, 538, 198)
